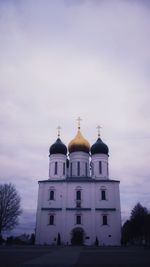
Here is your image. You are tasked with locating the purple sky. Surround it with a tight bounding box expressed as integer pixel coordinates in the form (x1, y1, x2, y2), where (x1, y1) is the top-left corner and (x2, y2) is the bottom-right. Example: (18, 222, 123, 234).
(0, 0, 150, 235)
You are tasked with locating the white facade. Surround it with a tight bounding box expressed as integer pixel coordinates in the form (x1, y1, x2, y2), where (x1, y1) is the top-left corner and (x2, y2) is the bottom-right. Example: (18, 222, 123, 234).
(69, 152, 90, 177)
(35, 130, 121, 246)
(91, 154, 109, 179)
(49, 154, 67, 179)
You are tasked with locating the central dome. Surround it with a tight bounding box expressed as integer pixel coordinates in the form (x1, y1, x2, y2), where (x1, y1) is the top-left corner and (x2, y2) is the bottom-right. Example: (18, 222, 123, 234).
(68, 130, 90, 153)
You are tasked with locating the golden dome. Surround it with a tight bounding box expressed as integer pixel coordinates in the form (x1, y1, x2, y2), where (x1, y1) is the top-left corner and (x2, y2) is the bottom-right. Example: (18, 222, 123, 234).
(68, 129, 90, 153)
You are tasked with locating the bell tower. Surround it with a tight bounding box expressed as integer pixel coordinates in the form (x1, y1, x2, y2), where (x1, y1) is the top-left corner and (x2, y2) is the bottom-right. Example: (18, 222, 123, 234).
(90, 126, 109, 179)
(49, 127, 67, 179)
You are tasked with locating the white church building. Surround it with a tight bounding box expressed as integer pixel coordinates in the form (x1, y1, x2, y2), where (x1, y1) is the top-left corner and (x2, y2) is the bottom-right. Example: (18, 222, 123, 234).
(35, 120, 121, 246)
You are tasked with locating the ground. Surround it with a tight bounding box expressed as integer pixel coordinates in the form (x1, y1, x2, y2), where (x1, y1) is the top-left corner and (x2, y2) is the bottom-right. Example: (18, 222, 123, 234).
(0, 245, 150, 267)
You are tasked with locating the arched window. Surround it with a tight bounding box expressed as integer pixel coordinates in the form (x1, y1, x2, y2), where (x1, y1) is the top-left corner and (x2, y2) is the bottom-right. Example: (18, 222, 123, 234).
(49, 215, 54, 225)
(50, 190, 54, 200)
(101, 190, 106, 200)
(75, 187, 82, 208)
(77, 162, 80, 176)
(100, 187, 107, 200)
(54, 162, 58, 175)
(76, 190, 81, 200)
(99, 161, 102, 174)
(85, 162, 88, 176)
(76, 215, 81, 224)
(102, 215, 107, 225)
(63, 162, 65, 175)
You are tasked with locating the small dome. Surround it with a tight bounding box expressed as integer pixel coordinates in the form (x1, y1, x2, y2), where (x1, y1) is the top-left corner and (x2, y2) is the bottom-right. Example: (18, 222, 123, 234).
(49, 138, 67, 155)
(68, 130, 90, 153)
(91, 137, 109, 155)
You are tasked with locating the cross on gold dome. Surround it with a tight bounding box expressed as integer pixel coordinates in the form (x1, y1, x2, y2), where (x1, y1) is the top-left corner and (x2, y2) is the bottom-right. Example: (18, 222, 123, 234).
(97, 125, 102, 137)
(57, 126, 61, 138)
(77, 116, 82, 130)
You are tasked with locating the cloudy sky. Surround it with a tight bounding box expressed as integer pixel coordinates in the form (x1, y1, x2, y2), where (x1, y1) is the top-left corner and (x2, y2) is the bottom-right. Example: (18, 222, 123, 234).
(0, 0, 150, 235)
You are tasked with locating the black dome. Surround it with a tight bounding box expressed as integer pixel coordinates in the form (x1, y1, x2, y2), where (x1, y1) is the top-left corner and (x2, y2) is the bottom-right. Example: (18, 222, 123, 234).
(49, 138, 67, 155)
(91, 138, 109, 155)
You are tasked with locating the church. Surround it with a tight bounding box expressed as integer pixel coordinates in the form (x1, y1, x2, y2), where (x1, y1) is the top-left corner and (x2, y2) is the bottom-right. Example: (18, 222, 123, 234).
(35, 119, 121, 246)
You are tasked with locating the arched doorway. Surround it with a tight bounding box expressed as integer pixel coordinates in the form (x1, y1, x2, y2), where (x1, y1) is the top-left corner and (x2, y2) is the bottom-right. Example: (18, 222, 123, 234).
(71, 227, 84, 245)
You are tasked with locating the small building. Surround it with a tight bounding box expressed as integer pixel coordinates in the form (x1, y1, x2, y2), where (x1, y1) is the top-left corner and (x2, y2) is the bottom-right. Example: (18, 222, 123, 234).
(35, 121, 121, 245)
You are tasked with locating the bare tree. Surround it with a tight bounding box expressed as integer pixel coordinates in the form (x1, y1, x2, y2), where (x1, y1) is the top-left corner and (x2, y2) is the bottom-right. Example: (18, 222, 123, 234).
(0, 183, 22, 240)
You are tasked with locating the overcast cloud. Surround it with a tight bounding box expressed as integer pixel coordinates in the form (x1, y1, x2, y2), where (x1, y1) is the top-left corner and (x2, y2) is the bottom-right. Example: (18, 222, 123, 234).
(0, 0, 150, 235)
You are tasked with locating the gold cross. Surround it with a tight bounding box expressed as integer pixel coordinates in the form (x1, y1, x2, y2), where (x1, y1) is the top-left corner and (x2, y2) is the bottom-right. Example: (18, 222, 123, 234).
(57, 126, 61, 137)
(77, 116, 82, 129)
(96, 125, 102, 137)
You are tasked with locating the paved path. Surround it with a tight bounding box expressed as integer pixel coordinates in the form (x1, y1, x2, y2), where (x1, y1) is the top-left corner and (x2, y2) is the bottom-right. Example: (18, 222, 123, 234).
(23, 247, 82, 266)
(1, 246, 150, 267)
(22, 246, 150, 267)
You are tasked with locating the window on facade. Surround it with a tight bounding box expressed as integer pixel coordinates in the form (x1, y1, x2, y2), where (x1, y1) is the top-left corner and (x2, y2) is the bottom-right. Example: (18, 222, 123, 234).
(50, 190, 54, 200)
(70, 162, 72, 177)
(49, 215, 54, 225)
(54, 162, 58, 175)
(102, 215, 107, 225)
(77, 162, 80, 176)
(63, 162, 65, 175)
(101, 190, 106, 200)
(91, 162, 94, 176)
(85, 162, 88, 176)
(76, 215, 81, 224)
(76, 190, 81, 200)
(99, 161, 102, 174)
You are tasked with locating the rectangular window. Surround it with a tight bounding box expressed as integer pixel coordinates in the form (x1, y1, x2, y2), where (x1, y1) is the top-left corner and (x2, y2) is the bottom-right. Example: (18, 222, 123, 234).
(99, 161, 102, 174)
(77, 162, 80, 176)
(76, 190, 81, 200)
(76, 215, 81, 224)
(54, 162, 58, 175)
(70, 162, 72, 177)
(91, 162, 94, 176)
(50, 190, 54, 200)
(63, 163, 65, 175)
(85, 162, 88, 176)
(102, 215, 107, 225)
(101, 190, 106, 200)
(49, 215, 54, 225)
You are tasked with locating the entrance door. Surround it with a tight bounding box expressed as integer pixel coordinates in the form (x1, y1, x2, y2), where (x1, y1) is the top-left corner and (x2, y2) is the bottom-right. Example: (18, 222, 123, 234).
(71, 228, 84, 245)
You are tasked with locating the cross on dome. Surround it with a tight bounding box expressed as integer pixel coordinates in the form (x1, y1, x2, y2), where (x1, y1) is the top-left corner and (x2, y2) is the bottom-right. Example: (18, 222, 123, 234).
(77, 116, 82, 130)
(68, 117, 90, 153)
(96, 125, 102, 137)
(57, 126, 61, 138)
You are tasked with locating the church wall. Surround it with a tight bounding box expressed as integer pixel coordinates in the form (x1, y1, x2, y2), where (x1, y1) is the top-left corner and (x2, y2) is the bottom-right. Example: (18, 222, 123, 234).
(69, 152, 90, 177)
(91, 154, 109, 179)
(95, 210, 121, 245)
(36, 210, 63, 245)
(49, 154, 67, 179)
(94, 182, 121, 210)
(36, 126, 121, 246)
(35, 180, 121, 245)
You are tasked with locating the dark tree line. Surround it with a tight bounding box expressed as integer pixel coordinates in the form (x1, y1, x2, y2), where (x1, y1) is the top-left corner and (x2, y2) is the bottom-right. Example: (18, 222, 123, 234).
(6, 233, 35, 245)
(122, 203, 150, 245)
